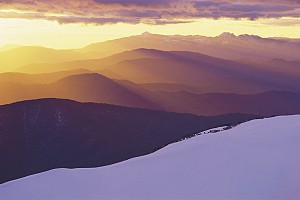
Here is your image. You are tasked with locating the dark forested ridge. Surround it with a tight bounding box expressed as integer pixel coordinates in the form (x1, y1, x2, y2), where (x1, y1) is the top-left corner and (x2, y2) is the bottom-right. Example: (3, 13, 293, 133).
(0, 98, 258, 183)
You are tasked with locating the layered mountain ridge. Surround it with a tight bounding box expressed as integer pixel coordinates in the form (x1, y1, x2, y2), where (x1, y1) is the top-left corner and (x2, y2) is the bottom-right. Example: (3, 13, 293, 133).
(0, 32, 299, 190)
(1, 32, 299, 72)
(1, 72, 299, 116)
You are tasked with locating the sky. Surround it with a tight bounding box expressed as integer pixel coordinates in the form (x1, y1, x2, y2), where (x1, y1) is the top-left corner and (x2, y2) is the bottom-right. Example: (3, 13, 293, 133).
(0, 0, 300, 49)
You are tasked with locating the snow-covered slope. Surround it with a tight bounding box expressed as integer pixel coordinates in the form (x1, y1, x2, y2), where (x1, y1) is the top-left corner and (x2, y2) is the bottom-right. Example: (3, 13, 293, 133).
(1, 115, 300, 200)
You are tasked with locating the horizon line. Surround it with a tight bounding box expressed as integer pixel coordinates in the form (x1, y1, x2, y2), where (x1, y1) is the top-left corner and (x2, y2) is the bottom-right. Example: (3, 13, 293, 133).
(1, 31, 299, 50)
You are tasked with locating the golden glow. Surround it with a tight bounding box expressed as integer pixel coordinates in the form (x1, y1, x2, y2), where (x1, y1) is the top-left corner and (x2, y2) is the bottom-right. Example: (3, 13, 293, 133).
(0, 9, 28, 14)
(0, 17, 299, 49)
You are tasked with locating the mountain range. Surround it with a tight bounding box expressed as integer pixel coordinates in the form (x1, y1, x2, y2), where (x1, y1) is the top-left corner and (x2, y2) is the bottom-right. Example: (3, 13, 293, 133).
(0, 32, 299, 193)
(1, 32, 299, 72)
(81, 32, 300, 60)
(14, 48, 300, 93)
(1, 72, 300, 116)
(0, 46, 299, 116)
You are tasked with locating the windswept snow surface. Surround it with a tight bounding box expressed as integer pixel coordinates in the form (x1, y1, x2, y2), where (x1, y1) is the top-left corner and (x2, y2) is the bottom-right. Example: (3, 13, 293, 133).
(1, 115, 300, 200)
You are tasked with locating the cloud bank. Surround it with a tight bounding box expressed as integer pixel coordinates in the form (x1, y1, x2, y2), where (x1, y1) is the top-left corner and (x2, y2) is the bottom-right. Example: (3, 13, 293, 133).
(0, 0, 299, 24)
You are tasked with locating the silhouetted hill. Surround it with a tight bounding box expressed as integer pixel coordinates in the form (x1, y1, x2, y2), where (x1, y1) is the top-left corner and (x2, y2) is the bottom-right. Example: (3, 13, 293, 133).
(0, 73, 299, 116)
(48, 73, 160, 109)
(0, 98, 258, 183)
(0, 73, 160, 109)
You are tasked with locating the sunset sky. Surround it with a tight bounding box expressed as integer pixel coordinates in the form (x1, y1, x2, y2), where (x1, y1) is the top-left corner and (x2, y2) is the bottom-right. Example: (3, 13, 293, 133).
(0, 0, 300, 49)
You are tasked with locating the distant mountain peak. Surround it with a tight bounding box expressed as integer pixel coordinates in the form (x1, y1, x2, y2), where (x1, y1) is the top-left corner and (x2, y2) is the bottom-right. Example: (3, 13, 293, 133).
(141, 31, 152, 36)
(58, 73, 110, 82)
(239, 34, 262, 40)
(218, 32, 236, 38)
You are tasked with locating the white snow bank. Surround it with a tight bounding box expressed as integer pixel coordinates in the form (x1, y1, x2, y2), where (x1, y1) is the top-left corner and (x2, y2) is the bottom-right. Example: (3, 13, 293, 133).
(1, 115, 300, 200)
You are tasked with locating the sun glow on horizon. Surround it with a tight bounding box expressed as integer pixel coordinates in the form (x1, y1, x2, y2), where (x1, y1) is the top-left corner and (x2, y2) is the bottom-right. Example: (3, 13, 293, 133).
(0, 17, 299, 49)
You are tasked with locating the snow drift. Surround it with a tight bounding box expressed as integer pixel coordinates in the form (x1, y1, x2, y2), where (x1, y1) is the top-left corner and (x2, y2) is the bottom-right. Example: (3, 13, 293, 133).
(1, 115, 300, 200)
